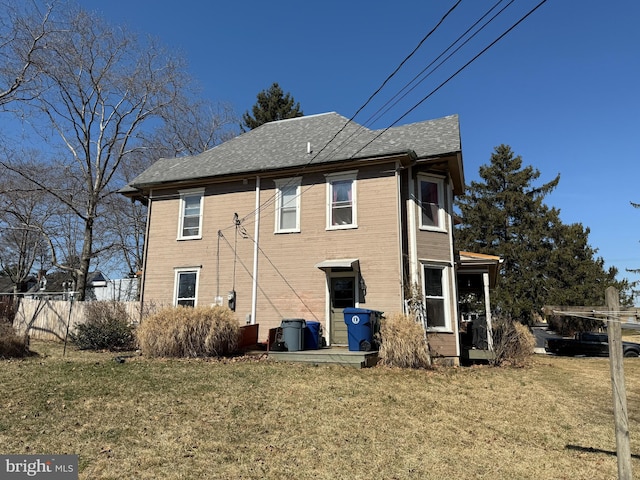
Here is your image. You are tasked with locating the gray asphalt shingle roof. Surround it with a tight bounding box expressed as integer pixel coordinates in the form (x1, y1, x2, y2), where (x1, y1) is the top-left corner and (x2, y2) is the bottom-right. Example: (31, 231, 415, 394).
(127, 112, 460, 189)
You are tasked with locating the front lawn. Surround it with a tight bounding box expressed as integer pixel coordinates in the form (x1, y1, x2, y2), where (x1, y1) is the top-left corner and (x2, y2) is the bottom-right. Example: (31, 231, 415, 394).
(1, 341, 639, 479)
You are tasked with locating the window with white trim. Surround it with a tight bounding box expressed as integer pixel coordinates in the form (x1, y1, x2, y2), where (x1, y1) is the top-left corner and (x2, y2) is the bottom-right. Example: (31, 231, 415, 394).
(274, 177, 301, 233)
(418, 176, 445, 231)
(178, 188, 204, 240)
(326, 171, 357, 229)
(422, 263, 451, 331)
(174, 268, 199, 307)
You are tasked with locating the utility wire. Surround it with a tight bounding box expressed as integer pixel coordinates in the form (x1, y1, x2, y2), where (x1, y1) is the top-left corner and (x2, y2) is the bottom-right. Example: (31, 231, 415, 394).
(237, 1, 544, 229)
(218, 231, 284, 318)
(158, 1, 550, 321)
(244, 230, 320, 320)
(349, 0, 549, 160)
(236, 2, 464, 226)
(362, 0, 515, 130)
(318, 0, 513, 163)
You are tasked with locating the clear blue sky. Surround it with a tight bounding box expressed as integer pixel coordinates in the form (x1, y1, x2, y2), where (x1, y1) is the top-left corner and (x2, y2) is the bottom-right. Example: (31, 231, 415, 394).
(88, 0, 640, 297)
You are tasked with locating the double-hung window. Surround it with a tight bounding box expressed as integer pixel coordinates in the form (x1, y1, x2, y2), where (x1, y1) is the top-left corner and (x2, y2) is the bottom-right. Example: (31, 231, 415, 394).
(422, 263, 451, 331)
(178, 188, 204, 240)
(326, 171, 357, 229)
(274, 177, 301, 233)
(418, 176, 445, 231)
(174, 268, 199, 307)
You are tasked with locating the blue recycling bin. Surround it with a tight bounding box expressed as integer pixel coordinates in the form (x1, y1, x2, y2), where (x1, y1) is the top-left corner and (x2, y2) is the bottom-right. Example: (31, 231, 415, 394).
(280, 319, 306, 352)
(304, 321, 322, 350)
(343, 308, 382, 351)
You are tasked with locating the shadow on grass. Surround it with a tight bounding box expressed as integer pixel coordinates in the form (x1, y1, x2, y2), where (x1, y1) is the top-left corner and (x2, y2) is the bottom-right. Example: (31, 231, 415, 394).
(566, 444, 640, 460)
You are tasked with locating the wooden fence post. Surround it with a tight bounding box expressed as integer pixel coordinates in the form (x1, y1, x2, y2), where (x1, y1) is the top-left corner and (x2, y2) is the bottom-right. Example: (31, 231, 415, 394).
(606, 286, 632, 479)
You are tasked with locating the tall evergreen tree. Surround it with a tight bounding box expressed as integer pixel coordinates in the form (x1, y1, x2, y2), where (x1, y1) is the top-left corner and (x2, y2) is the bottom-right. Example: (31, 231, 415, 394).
(456, 144, 628, 322)
(241, 82, 303, 131)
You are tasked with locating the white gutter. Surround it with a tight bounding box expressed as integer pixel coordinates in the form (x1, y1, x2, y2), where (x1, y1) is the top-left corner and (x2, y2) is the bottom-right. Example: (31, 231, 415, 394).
(251, 176, 260, 325)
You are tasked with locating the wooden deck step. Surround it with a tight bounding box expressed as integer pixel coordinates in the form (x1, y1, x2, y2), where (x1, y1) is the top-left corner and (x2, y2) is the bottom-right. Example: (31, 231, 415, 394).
(266, 347, 379, 368)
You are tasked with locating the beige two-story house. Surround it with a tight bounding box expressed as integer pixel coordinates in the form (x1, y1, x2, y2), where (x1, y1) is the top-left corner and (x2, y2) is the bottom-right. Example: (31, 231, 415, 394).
(124, 112, 467, 362)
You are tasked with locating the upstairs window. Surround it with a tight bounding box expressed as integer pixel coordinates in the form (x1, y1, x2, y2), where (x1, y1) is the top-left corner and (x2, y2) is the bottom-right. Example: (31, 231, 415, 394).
(178, 188, 204, 239)
(326, 171, 357, 229)
(418, 176, 445, 231)
(275, 177, 301, 233)
(174, 268, 199, 307)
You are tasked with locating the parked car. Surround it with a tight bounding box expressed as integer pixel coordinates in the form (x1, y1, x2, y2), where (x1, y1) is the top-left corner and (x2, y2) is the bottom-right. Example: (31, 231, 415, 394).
(546, 332, 640, 357)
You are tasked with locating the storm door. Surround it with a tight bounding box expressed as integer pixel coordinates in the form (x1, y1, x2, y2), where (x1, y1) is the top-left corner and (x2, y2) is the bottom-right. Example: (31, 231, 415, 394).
(329, 274, 356, 345)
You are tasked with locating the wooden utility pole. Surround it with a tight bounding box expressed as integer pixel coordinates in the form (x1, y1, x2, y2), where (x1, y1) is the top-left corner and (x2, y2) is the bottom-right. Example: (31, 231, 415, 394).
(606, 286, 632, 479)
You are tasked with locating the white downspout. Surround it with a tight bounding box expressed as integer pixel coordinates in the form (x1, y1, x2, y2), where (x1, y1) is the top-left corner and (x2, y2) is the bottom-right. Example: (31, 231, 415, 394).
(396, 162, 405, 306)
(407, 166, 418, 286)
(251, 176, 260, 325)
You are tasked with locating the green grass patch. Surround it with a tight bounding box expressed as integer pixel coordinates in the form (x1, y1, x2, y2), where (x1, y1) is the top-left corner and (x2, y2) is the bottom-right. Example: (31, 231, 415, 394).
(2, 341, 640, 479)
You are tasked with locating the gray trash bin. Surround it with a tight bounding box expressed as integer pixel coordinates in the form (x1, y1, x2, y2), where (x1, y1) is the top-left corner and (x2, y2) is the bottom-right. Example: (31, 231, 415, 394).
(280, 319, 306, 352)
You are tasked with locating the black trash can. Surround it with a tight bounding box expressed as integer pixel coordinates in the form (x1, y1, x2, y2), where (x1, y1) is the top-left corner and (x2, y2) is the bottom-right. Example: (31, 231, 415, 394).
(343, 308, 383, 351)
(280, 319, 306, 352)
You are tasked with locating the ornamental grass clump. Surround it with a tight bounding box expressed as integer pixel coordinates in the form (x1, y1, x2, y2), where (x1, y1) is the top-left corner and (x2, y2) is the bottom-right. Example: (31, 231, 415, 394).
(378, 313, 431, 369)
(136, 305, 239, 358)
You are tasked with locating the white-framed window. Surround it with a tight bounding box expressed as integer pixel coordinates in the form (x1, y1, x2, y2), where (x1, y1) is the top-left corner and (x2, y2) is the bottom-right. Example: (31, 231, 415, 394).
(418, 175, 446, 231)
(325, 171, 357, 229)
(274, 177, 301, 233)
(178, 188, 204, 240)
(174, 267, 200, 307)
(422, 263, 451, 331)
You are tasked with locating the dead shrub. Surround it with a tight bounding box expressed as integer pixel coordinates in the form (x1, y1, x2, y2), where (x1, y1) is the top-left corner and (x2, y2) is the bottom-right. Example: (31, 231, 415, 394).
(136, 305, 239, 358)
(378, 312, 431, 369)
(490, 316, 536, 367)
(70, 301, 135, 351)
(0, 321, 30, 358)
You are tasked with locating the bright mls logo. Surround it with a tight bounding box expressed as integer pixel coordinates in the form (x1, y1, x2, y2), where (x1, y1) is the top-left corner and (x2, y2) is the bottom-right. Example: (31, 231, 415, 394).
(1, 455, 78, 479)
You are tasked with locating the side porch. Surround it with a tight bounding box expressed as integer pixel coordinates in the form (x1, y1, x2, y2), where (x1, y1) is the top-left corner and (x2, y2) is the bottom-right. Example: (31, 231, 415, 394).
(456, 251, 502, 363)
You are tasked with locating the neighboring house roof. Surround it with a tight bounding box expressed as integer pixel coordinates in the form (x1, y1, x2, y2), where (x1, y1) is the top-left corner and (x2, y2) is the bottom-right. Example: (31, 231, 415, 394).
(0, 275, 38, 295)
(26, 271, 108, 295)
(125, 112, 461, 191)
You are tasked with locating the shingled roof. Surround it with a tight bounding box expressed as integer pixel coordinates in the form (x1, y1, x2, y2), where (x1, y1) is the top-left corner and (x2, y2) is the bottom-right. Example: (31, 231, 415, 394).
(126, 112, 460, 190)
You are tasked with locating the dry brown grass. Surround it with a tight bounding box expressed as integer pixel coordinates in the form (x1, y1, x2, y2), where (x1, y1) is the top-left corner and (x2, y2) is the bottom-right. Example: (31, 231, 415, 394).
(378, 312, 432, 368)
(2, 341, 640, 479)
(136, 305, 239, 357)
(0, 321, 29, 358)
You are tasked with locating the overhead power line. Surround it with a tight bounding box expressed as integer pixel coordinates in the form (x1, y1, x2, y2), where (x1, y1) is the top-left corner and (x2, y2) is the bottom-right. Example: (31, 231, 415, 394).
(211, 1, 550, 242)
(350, 0, 549, 159)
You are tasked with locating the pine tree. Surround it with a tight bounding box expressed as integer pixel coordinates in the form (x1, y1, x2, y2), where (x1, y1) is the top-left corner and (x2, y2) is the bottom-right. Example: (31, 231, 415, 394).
(456, 144, 628, 322)
(241, 83, 303, 131)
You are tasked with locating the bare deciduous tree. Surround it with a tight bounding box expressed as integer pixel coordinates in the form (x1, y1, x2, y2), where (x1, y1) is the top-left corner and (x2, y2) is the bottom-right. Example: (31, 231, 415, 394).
(0, 0, 55, 108)
(0, 154, 53, 289)
(2, 5, 189, 300)
(104, 97, 239, 279)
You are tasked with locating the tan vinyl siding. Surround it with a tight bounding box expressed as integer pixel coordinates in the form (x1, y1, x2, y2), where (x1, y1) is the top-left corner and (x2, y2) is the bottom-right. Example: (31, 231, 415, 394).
(141, 163, 405, 340)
